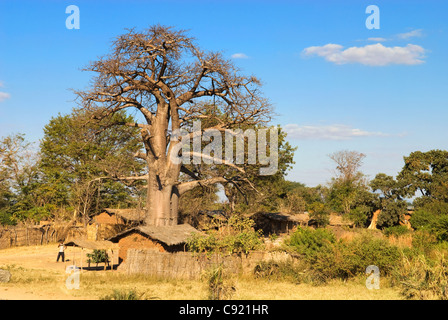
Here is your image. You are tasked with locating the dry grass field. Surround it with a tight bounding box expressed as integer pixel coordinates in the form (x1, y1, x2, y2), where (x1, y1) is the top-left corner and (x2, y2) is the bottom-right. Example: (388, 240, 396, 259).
(0, 243, 403, 300)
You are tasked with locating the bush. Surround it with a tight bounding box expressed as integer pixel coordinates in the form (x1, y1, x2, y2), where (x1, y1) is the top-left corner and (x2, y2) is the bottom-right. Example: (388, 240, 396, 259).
(0, 210, 16, 225)
(411, 210, 448, 242)
(100, 288, 156, 300)
(377, 200, 407, 228)
(253, 260, 306, 283)
(285, 227, 335, 262)
(284, 228, 401, 283)
(341, 233, 401, 275)
(410, 209, 438, 231)
(307, 203, 330, 227)
(187, 215, 263, 255)
(86, 249, 109, 265)
(203, 264, 235, 300)
(411, 230, 438, 255)
(394, 252, 448, 300)
(383, 225, 410, 238)
(348, 205, 370, 228)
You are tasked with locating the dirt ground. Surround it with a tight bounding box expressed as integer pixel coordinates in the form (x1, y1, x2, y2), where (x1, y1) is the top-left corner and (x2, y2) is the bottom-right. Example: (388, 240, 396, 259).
(0, 244, 89, 300)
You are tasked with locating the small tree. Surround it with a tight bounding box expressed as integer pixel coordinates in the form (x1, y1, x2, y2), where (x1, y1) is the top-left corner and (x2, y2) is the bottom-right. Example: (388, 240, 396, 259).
(87, 249, 110, 267)
(308, 202, 330, 227)
(328, 150, 368, 215)
(39, 109, 145, 224)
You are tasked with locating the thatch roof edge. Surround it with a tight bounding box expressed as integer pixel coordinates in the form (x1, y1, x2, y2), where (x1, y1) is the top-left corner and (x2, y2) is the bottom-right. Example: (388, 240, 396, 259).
(108, 224, 200, 246)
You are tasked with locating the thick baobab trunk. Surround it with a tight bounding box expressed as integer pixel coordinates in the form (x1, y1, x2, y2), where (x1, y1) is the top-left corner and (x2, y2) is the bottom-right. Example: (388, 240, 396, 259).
(145, 171, 178, 226)
(144, 154, 182, 226)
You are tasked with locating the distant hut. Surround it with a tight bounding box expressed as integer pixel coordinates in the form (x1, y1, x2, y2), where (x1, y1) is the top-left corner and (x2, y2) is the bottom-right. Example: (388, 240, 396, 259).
(197, 210, 228, 230)
(328, 213, 354, 228)
(94, 208, 145, 225)
(250, 212, 309, 235)
(108, 224, 200, 263)
(64, 239, 119, 271)
(87, 208, 145, 241)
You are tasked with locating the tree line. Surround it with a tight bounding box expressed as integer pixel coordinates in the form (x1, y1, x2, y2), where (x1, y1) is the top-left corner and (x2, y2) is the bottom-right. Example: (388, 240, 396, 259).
(1, 116, 447, 236)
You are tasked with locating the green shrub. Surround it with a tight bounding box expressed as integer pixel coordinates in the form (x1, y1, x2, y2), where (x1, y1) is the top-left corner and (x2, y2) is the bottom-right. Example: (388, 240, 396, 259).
(410, 209, 438, 231)
(253, 260, 307, 283)
(394, 252, 448, 300)
(86, 249, 109, 265)
(432, 215, 448, 242)
(0, 210, 16, 225)
(307, 203, 330, 227)
(203, 264, 235, 300)
(100, 289, 155, 300)
(285, 227, 335, 262)
(383, 225, 410, 237)
(284, 228, 401, 283)
(187, 216, 263, 255)
(339, 233, 401, 276)
(348, 205, 370, 228)
(411, 230, 438, 255)
(377, 200, 407, 228)
(411, 211, 448, 242)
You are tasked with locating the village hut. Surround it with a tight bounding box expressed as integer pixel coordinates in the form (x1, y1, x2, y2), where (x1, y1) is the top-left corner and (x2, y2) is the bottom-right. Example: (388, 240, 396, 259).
(87, 208, 145, 241)
(93, 208, 145, 225)
(250, 212, 310, 235)
(196, 210, 228, 230)
(64, 239, 119, 271)
(328, 213, 354, 227)
(108, 224, 200, 263)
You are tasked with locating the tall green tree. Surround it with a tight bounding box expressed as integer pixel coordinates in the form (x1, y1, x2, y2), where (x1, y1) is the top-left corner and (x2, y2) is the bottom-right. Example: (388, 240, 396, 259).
(39, 109, 145, 224)
(397, 150, 448, 204)
(220, 125, 297, 213)
(327, 150, 368, 214)
(0, 133, 41, 224)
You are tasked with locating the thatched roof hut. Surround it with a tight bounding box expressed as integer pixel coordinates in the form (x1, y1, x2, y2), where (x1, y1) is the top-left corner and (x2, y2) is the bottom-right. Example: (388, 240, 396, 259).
(250, 212, 309, 235)
(108, 224, 200, 262)
(64, 239, 119, 271)
(64, 239, 119, 250)
(100, 208, 145, 224)
(87, 208, 146, 241)
(328, 213, 354, 227)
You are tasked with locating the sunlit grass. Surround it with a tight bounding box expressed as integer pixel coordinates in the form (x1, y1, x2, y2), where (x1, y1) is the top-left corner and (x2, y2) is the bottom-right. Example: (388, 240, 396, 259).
(0, 263, 403, 300)
(0, 243, 404, 300)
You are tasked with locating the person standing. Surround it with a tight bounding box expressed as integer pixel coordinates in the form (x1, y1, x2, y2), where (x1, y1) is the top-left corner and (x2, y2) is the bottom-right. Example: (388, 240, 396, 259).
(56, 242, 65, 262)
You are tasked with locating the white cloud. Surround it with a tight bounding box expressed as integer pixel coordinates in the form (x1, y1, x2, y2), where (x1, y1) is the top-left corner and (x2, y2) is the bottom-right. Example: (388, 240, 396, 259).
(231, 53, 249, 59)
(396, 29, 423, 40)
(0, 82, 10, 102)
(283, 124, 388, 141)
(303, 43, 425, 66)
(0, 92, 11, 102)
(367, 37, 387, 42)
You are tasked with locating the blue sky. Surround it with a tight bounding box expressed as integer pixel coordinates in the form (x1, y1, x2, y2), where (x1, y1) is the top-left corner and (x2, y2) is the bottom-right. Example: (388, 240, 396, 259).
(0, 0, 447, 187)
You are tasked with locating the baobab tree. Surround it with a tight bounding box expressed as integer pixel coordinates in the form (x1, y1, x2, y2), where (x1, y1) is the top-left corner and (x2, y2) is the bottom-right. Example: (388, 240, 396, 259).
(76, 25, 273, 226)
